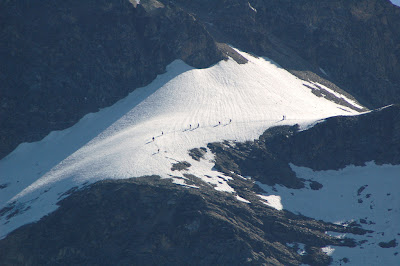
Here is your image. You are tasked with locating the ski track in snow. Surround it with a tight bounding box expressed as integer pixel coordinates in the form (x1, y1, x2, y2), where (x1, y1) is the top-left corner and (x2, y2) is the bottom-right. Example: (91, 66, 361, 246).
(0, 49, 365, 248)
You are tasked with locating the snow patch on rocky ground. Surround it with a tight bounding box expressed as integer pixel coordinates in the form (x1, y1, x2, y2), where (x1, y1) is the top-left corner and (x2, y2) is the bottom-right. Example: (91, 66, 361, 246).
(257, 162, 400, 265)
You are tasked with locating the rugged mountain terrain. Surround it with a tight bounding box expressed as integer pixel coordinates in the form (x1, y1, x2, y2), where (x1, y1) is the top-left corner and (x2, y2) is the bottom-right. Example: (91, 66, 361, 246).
(209, 104, 400, 188)
(0, 0, 225, 158)
(168, 0, 400, 108)
(1, 0, 400, 265)
(2, 0, 400, 159)
(1, 105, 399, 265)
(0, 176, 361, 266)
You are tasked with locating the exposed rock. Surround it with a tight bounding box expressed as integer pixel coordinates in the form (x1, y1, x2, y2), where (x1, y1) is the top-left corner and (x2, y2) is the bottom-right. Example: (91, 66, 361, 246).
(379, 239, 398, 248)
(164, 0, 400, 109)
(0, 0, 225, 159)
(171, 161, 191, 171)
(264, 104, 400, 170)
(188, 147, 207, 161)
(208, 105, 400, 187)
(309, 181, 323, 191)
(4, 0, 400, 159)
(0, 176, 358, 265)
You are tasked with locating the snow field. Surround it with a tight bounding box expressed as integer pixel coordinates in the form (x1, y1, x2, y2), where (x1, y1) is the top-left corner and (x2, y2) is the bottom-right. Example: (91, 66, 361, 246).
(0, 49, 360, 238)
(257, 162, 400, 265)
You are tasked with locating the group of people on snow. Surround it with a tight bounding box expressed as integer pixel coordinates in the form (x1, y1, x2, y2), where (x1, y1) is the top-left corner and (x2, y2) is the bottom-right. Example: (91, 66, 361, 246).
(151, 119, 233, 143)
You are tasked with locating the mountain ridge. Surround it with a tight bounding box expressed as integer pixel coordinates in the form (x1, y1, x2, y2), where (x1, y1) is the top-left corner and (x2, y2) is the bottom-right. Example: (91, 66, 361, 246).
(1, 0, 400, 264)
(3, 0, 400, 159)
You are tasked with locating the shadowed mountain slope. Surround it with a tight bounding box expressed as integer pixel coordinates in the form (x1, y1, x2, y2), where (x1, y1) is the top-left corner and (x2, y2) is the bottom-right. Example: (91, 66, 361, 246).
(0, 0, 224, 158)
(165, 0, 400, 108)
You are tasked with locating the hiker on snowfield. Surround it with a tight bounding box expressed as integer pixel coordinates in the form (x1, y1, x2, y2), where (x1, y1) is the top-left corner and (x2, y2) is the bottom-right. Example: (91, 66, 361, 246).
(219, 121, 221, 125)
(152, 137, 155, 141)
(197, 123, 199, 128)
(190, 124, 191, 129)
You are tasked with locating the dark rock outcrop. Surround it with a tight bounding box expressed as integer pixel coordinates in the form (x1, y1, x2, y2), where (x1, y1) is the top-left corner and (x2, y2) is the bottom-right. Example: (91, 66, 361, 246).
(0, 176, 358, 265)
(209, 105, 400, 187)
(378, 239, 398, 248)
(264, 104, 400, 170)
(188, 147, 207, 161)
(0, 0, 224, 159)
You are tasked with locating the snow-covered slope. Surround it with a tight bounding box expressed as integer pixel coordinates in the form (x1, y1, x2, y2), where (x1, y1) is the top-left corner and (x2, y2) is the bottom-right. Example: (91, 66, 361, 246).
(0, 50, 361, 238)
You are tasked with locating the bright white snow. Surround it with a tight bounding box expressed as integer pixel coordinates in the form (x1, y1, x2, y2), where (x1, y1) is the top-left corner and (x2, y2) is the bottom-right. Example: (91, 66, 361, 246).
(321, 246, 335, 256)
(0, 49, 360, 238)
(304, 81, 364, 110)
(236, 195, 251, 204)
(257, 194, 283, 210)
(257, 162, 400, 265)
(248, 2, 257, 13)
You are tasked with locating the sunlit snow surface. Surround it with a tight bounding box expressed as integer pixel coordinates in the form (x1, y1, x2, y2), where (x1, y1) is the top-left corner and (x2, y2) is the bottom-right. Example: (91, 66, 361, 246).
(391, 0, 400, 7)
(1, 50, 361, 240)
(258, 162, 400, 265)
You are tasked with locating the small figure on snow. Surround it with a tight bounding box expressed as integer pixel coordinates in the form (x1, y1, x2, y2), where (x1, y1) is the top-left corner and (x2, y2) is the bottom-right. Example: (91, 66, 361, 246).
(219, 121, 221, 125)
(197, 123, 200, 128)
(152, 137, 155, 141)
(162, 131, 164, 135)
(190, 124, 192, 129)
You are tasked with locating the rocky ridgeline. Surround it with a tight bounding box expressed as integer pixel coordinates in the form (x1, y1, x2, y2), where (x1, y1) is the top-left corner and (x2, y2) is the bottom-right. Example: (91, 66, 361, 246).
(0, 176, 360, 266)
(2, 99, 396, 266)
(2, 0, 400, 158)
(166, 0, 400, 109)
(0, 0, 224, 159)
(208, 104, 400, 188)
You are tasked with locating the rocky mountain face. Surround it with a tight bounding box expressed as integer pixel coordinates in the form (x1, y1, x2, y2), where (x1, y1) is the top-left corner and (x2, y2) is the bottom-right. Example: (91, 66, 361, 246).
(167, 0, 400, 109)
(1, 0, 400, 265)
(0, 176, 362, 266)
(2, 0, 400, 159)
(0, 0, 224, 158)
(1, 104, 397, 266)
(208, 104, 400, 189)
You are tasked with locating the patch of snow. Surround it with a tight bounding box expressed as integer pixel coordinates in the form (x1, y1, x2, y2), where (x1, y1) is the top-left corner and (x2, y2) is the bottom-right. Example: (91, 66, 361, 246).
(236, 195, 250, 203)
(258, 194, 283, 210)
(297, 243, 307, 256)
(0, 48, 360, 238)
(248, 2, 257, 13)
(321, 246, 335, 256)
(390, 0, 400, 7)
(298, 118, 326, 131)
(171, 178, 199, 189)
(286, 243, 295, 248)
(129, 0, 140, 7)
(326, 231, 347, 239)
(304, 81, 365, 110)
(286, 242, 307, 255)
(257, 162, 400, 265)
